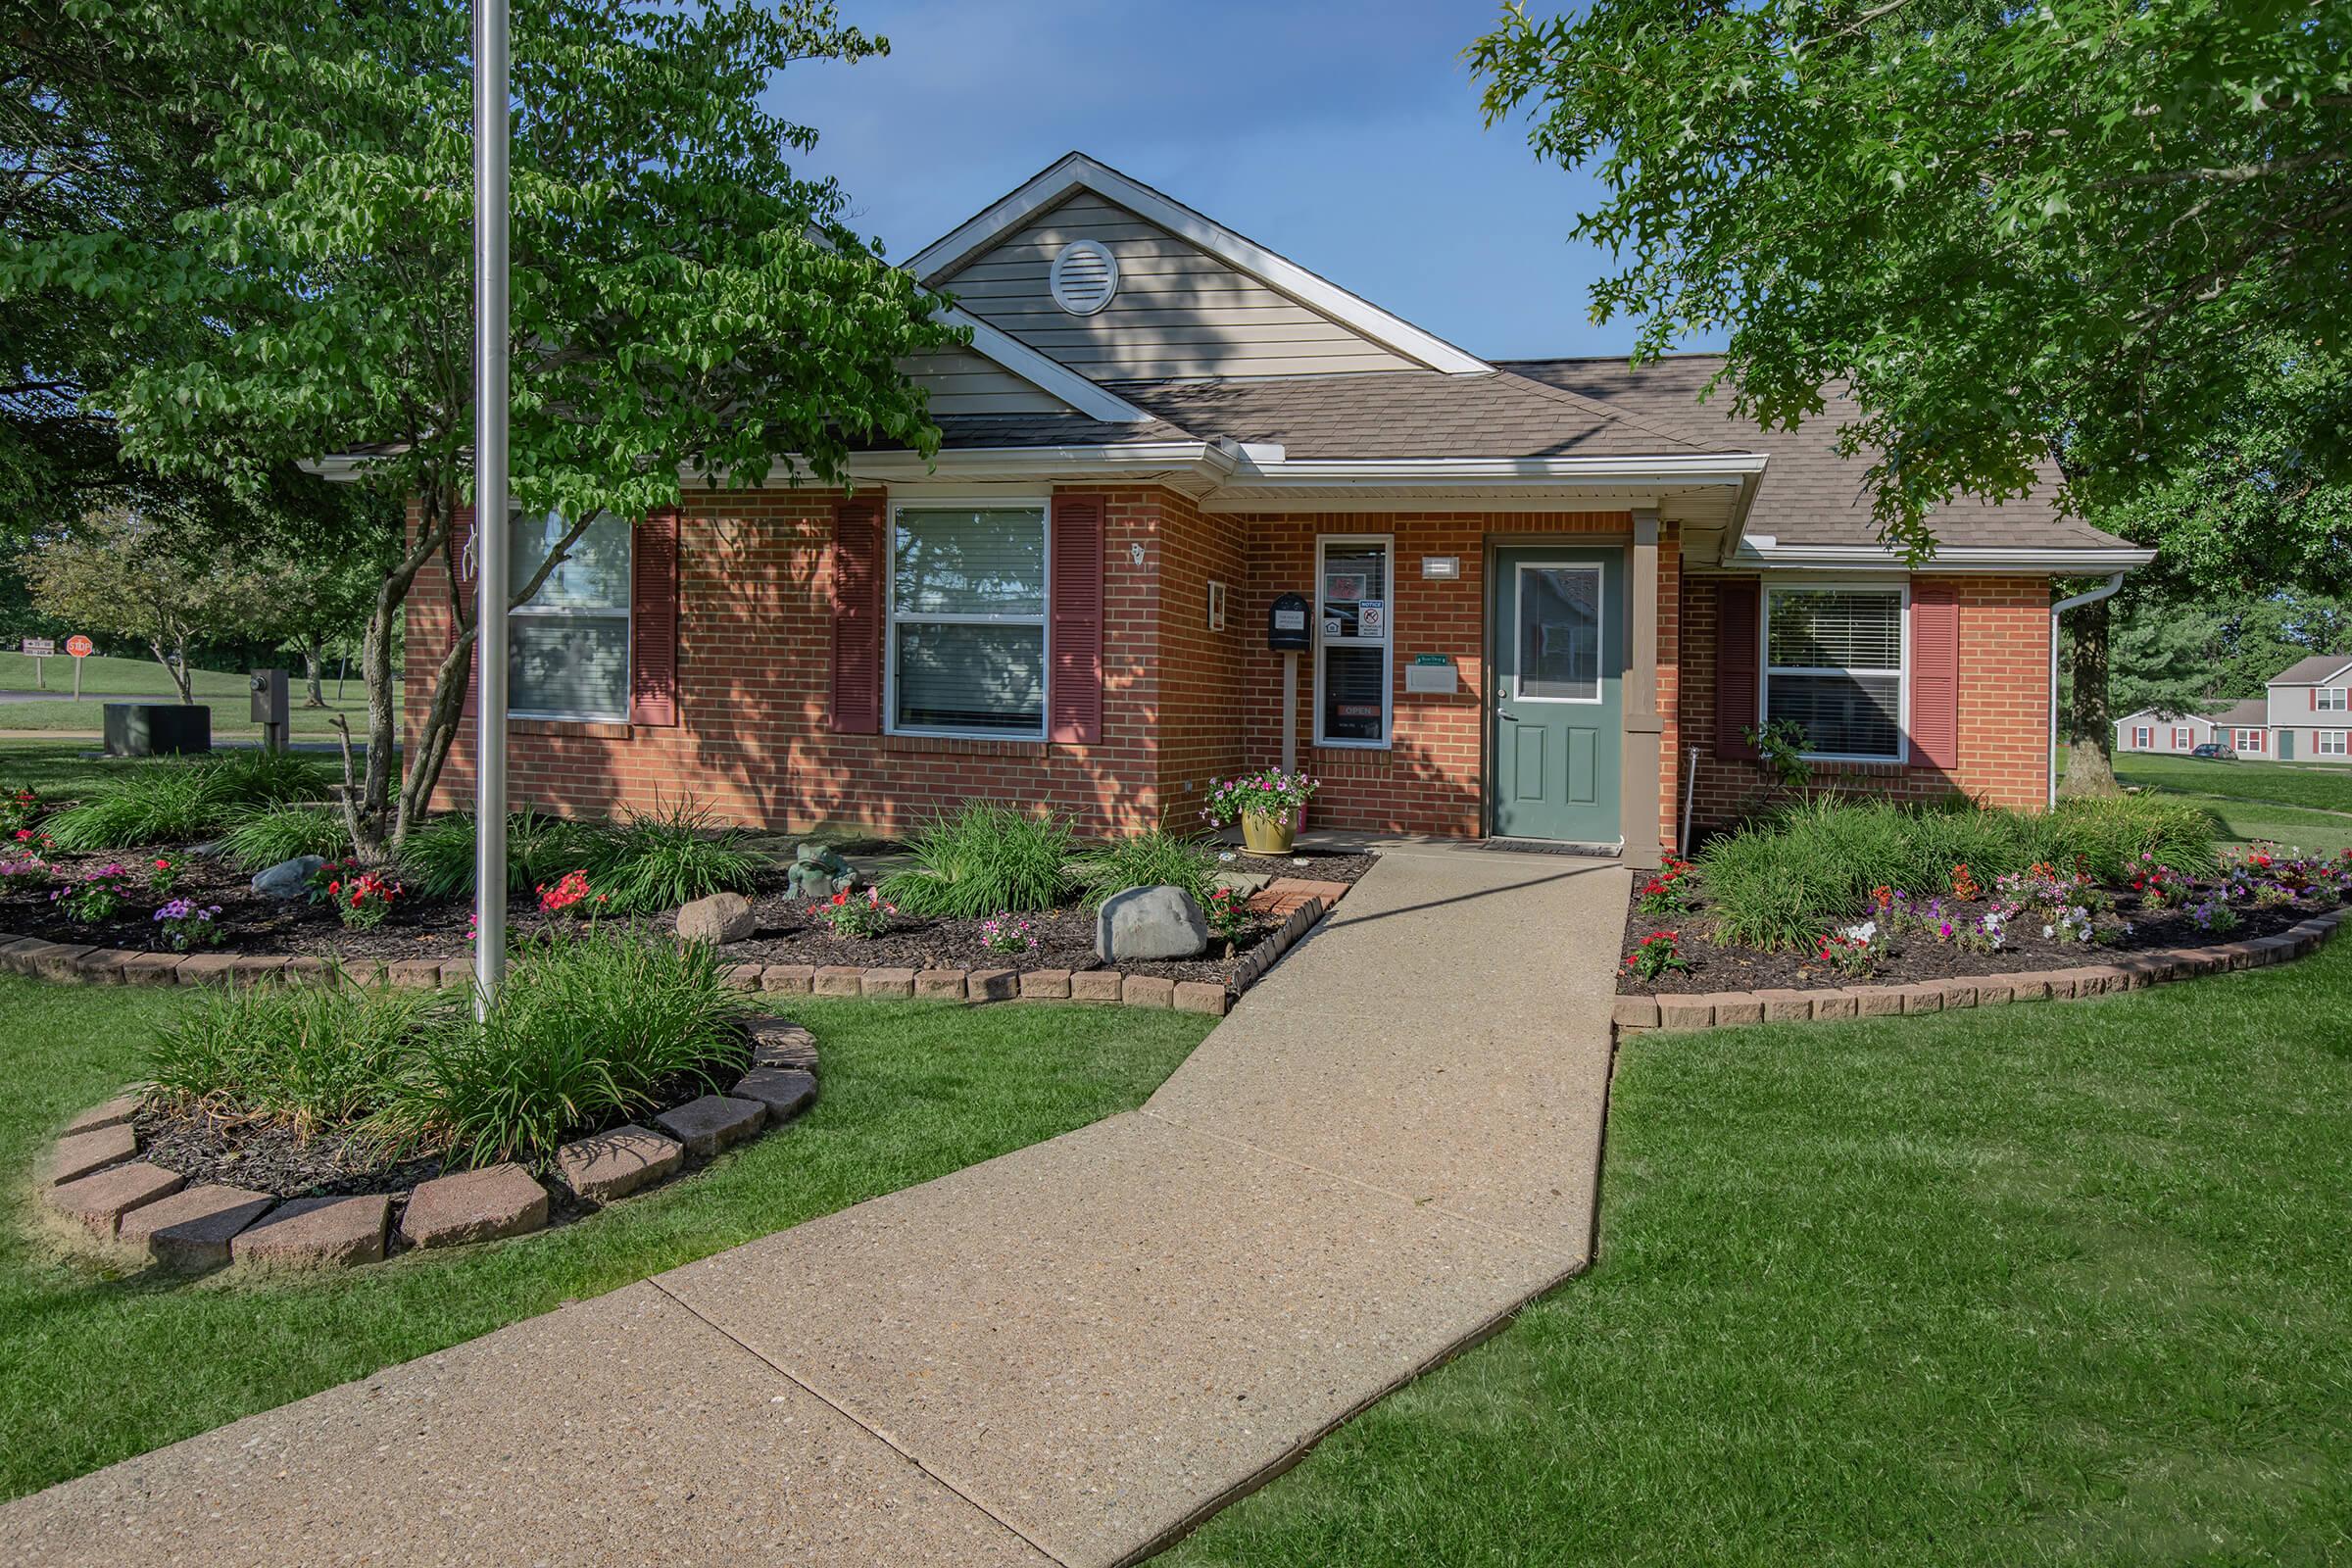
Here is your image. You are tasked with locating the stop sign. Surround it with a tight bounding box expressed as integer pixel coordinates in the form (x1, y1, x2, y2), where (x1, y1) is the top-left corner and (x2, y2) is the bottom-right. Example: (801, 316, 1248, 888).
(64, 635, 93, 658)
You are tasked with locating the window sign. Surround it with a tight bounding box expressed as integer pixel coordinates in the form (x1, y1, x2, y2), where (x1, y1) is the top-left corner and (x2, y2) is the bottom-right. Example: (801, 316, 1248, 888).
(1357, 601, 1385, 638)
(1315, 537, 1393, 747)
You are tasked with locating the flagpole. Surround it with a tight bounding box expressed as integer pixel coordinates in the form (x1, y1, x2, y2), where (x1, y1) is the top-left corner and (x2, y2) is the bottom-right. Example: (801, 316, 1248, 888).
(471, 0, 510, 1018)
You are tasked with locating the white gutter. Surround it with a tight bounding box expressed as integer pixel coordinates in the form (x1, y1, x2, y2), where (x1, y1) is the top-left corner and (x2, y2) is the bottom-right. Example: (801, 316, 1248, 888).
(1721, 542, 2159, 574)
(1227, 453, 1770, 485)
(2049, 573, 2126, 808)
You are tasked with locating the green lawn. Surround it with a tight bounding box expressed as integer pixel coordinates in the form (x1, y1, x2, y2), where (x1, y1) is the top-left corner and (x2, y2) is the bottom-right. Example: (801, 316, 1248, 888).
(2112, 751, 2352, 817)
(0, 979, 1212, 1500)
(0, 652, 376, 737)
(1166, 942, 2352, 1565)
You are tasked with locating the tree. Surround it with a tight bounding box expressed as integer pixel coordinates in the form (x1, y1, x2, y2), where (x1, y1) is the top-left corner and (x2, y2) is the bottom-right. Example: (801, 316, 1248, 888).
(1471, 0, 2352, 792)
(8, 0, 956, 856)
(24, 511, 283, 703)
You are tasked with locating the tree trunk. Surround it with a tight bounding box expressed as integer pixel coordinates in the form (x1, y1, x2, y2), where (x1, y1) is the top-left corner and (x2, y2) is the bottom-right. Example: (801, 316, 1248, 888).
(149, 634, 195, 705)
(300, 638, 327, 708)
(2058, 594, 2119, 799)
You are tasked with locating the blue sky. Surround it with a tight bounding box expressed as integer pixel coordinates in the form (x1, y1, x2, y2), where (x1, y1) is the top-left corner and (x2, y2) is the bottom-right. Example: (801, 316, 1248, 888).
(778, 1, 1700, 363)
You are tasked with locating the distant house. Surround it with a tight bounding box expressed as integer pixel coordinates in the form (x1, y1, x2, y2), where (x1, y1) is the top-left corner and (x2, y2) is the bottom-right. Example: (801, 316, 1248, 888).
(2114, 655, 2352, 763)
(2267, 654, 2352, 762)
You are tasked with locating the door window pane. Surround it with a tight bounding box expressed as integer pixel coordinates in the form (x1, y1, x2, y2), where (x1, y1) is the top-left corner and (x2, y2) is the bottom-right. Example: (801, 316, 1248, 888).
(894, 622, 1045, 735)
(1518, 565, 1600, 701)
(1321, 645, 1387, 743)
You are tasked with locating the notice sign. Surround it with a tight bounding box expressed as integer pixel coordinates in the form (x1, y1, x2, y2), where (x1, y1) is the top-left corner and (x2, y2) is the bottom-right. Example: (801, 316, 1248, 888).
(1357, 601, 1385, 638)
(1272, 607, 1304, 631)
(21, 637, 54, 658)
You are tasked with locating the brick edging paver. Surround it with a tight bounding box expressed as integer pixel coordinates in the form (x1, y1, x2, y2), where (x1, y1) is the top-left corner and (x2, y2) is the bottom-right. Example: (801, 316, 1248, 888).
(0, 889, 1342, 1017)
(1612, 907, 2347, 1034)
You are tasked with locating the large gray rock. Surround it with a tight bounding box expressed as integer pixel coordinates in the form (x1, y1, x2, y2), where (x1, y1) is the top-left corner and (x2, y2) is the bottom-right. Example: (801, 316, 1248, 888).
(1097, 885, 1209, 962)
(251, 854, 324, 900)
(676, 892, 757, 945)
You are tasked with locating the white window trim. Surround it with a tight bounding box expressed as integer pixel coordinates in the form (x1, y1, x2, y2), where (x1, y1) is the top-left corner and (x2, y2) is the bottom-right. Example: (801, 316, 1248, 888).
(2318, 687, 2348, 711)
(509, 510, 632, 724)
(883, 496, 1053, 743)
(1312, 532, 1395, 750)
(2174, 726, 2193, 750)
(1758, 580, 1911, 764)
(2133, 726, 2152, 750)
(1509, 560, 1606, 707)
(2319, 730, 2348, 757)
(2235, 727, 2265, 753)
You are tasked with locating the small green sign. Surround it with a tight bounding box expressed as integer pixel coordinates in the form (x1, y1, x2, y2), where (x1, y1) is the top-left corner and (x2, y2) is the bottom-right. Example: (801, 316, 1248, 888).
(1411, 654, 1452, 666)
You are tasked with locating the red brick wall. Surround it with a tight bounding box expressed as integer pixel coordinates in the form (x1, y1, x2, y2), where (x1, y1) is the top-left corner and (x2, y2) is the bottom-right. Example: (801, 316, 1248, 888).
(408, 484, 1179, 836)
(1678, 574, 2051, 838)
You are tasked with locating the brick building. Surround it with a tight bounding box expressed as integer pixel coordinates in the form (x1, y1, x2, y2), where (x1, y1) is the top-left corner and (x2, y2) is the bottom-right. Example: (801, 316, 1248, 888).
(390, 154, 2153, 866)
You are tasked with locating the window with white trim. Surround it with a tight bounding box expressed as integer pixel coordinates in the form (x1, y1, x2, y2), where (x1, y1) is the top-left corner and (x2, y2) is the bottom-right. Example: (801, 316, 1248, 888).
(2319, 687, 2348, 711)
(2319, 730, 2348, 757)
(509, 510, 631, 721)
(2132, 725, 2152, 750)
(2236, 727, 2265, 753)
(1314, 536, 1392, 747)
(1761, 585, 1906, 761)
(2174, 726, 2192, 749)
(887, 503, 1049, 739)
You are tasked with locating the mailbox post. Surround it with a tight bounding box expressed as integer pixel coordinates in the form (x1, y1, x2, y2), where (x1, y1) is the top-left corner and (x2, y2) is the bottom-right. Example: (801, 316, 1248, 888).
(249, 668, 291, 754)
(1267, 591, 1310, 774)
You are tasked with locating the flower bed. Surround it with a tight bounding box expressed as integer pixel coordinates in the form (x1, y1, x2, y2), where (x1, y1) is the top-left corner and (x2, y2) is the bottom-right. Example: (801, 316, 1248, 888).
(1622, 834, 2349, 997)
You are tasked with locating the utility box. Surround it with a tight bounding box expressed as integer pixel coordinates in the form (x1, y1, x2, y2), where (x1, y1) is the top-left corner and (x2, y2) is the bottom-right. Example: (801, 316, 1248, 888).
(250, 668, 291, 753)
(104, 704, 212, 758)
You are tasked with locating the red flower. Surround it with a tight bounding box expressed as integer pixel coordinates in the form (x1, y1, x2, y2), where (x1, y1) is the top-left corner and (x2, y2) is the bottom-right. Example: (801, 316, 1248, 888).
(830, 891, 849, 906)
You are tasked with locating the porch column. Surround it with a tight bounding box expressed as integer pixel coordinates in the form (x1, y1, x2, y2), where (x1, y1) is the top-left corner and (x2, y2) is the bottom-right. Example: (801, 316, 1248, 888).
(1620, 508, 1664, 869)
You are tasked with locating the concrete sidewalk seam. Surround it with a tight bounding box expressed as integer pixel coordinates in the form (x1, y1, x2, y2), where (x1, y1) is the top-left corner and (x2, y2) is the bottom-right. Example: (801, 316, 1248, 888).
(643, 1272, 1072, 1567)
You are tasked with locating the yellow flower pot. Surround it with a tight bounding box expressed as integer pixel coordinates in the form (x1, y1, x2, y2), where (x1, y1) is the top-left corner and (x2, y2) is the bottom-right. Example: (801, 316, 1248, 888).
(1241, 810, 1297, 855)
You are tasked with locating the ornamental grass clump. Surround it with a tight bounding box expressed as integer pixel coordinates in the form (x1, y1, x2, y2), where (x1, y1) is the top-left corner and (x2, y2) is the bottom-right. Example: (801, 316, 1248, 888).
(591, 797, 764, 913)
(219, 802, 357, 871)
(46, 752, 332, 851)
(399, 808, 616, 898)
(883, 801, 1075, 917)
(147, 981, 444, 1140)
(369, 926, 752, 1167)
(1071, 828, 1217, 907)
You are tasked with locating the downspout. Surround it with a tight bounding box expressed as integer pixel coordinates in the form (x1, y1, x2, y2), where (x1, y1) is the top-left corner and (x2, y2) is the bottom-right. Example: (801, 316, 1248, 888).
(2048, 574, 2125, 808)
(1680, 745, 1701, 857)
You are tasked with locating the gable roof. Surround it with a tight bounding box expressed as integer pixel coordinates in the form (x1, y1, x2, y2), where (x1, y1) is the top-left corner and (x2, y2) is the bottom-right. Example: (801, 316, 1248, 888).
(1505, 355, 2132, 553)
(909, 153, 1492, 376)
(2268, 653, 2352, 687)
(2211, 698, 2271, 728)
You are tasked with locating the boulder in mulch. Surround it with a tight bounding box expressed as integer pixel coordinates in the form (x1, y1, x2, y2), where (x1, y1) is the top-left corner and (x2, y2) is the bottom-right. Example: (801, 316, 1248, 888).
(251, 855, 325, 901)
(677, 892, 757, 946)
(1097, 885, 1208, 961)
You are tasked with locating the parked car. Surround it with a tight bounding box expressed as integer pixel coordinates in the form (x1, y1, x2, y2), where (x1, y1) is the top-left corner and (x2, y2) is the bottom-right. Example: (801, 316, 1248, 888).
(2189, 742, 2237, 760)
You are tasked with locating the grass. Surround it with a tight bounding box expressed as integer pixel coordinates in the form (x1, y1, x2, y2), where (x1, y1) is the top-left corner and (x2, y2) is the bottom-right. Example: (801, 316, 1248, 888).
(1167, 936, 2352, 1567)
(883, 801, 1076, 917)
(2109, 751, 2352, 816)
(0, 977, 1214, 1501)
(1072, 828, 1220, 907)
(0, 652, 378, 738)
(1695, 792, 2218, 949)
(216, 802, 356, 871)
(397, 809, 612, 899)
(43, 751, 337, 852)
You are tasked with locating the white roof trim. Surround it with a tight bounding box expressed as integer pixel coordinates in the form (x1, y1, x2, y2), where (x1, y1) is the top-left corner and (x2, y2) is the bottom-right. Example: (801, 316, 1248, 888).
(910, 152, 1494, 377)
(2266, 660, 2352, 688)
(939, 306, 1155, 424)
(1719, 541, 2158, 574)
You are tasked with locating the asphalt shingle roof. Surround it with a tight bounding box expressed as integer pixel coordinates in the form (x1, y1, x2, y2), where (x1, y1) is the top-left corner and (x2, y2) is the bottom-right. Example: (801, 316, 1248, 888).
(2268, 653, 2352, 687)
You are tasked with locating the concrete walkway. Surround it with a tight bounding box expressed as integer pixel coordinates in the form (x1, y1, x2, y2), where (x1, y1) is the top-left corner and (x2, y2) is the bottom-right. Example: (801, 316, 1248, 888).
(6, 846, 1628, 1567)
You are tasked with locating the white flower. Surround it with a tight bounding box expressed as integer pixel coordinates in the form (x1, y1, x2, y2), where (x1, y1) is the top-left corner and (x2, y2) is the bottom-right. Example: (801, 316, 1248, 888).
(1840, 919, 1878, 944)
(2042, 923, 2055, 939)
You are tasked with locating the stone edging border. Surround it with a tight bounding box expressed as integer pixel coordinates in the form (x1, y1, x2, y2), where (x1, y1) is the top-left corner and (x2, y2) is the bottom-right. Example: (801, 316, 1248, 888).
(0, 892, 1338, 1019)
(1611, 907, 2347, 1034)
(36, 1017, 818, 1274)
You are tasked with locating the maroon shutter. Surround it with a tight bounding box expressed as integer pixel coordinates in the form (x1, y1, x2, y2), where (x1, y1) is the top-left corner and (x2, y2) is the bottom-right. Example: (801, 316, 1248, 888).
(453, 505, 479, 718)
(1714, 579, 1761, 760)
(1910, 580, 1960, 770)
(2312, 688, 2319, 711)
(630, 510, 680, 726)
(1048, 493, 1104, 745)
(829, 496, 884, 734)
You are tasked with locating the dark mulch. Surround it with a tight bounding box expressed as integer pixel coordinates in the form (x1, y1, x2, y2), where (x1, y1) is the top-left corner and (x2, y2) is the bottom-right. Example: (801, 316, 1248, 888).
(130, 1103, 449, 1200)
(0, 839, 1376, 985)
(1620, 883, 2328, 995)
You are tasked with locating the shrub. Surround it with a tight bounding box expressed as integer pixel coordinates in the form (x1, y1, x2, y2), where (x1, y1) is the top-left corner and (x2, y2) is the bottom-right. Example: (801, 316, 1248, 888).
(1623, 929, 1691, 980)
(368, 926, 750, 1167)
(591, 797, 764, 913)
(399, 808, 612, 898)
(147, 981, 446, 1139)
(882, 802, 1074, 917)
(1696, 792, 2217, 950)
(219, 803, 357, 871)
(1071, 828, 1217, 907)
(45, 751, 332, 851)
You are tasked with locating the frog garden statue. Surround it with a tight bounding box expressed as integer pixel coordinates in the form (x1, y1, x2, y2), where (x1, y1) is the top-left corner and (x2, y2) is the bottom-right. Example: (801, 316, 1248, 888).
(787, 842, 860, 901)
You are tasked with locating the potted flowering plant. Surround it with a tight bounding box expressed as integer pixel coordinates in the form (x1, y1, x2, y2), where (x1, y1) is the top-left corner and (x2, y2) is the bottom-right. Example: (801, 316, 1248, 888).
(1202, 768, 1318, 855)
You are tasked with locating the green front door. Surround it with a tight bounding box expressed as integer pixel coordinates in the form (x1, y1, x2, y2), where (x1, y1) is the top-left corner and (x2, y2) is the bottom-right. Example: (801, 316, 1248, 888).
(1490, 547, 1624, 843)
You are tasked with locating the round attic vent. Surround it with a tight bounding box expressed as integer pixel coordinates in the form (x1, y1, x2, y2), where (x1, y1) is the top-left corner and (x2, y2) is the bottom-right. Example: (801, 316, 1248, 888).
(1049, 239, 1118, 316)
